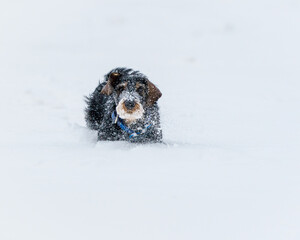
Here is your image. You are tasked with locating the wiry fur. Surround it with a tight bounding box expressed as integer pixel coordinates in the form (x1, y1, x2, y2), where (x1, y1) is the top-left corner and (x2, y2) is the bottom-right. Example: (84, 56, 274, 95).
(85, 68, 162, 143)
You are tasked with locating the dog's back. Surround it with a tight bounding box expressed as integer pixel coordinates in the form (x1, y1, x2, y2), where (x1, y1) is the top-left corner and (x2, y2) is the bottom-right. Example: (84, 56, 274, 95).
(85, 81, 108, 130)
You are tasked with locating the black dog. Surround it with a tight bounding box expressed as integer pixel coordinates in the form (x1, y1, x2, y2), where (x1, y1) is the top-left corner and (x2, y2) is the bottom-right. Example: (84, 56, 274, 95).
(85, 68, 162, 143)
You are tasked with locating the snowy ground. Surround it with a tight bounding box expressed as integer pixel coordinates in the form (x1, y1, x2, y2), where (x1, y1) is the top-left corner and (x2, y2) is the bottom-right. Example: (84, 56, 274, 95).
(0, 0, 300, 239)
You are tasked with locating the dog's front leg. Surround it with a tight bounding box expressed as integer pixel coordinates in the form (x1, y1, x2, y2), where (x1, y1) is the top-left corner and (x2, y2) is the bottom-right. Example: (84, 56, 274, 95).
(97, 122, 123, 141)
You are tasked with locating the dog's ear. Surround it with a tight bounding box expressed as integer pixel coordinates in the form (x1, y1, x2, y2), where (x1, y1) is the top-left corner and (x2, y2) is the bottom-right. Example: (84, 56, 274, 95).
(101, 72, 121, 95)
(146, 80, 162, 106)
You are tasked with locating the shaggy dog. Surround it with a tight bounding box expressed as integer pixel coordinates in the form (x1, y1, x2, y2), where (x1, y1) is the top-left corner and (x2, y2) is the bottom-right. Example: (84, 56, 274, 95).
(85, 68, 162, 143)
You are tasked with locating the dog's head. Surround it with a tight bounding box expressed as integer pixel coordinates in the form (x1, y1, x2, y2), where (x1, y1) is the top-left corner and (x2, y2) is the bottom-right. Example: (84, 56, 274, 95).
(101, 68, 162, 121)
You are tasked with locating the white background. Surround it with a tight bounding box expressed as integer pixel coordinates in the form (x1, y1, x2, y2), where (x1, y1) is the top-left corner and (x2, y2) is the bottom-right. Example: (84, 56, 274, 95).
(0, 0, 299, 239)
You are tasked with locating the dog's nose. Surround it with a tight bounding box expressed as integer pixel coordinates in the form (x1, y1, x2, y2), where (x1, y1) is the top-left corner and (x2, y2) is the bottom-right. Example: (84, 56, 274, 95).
(124, 100, 136, 110)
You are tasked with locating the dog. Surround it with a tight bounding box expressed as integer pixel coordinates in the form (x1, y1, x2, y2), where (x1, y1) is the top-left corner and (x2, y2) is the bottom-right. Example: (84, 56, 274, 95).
(85, 68, 162, 143)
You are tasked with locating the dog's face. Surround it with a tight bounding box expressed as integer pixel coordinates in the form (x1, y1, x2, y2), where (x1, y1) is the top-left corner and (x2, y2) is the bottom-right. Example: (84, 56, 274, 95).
(101, 71, 162, 121)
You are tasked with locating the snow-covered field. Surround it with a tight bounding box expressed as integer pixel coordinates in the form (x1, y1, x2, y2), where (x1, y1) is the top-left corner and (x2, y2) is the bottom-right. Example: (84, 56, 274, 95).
(0, 0, 299, 239)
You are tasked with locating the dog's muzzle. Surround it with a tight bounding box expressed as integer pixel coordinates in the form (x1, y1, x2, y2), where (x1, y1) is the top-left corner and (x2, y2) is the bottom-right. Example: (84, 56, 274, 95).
(116, 98, 144, 121)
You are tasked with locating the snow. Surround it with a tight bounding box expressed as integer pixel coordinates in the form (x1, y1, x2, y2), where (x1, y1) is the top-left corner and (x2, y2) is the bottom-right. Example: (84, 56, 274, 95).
(0, 0, 300, 239)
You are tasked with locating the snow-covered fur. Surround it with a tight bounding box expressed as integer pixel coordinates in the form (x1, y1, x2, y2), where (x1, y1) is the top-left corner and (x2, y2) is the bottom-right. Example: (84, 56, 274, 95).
(85, 68, 162, 143)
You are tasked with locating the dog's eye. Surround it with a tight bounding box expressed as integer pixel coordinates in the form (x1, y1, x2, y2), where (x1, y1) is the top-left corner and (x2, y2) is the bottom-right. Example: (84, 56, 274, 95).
(137, 86, 145, 95)
(116, 86, 125, 92)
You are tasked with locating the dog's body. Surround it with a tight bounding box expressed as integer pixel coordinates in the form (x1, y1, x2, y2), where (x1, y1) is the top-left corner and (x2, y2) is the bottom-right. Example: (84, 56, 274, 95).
(85, 68, 162, 143)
